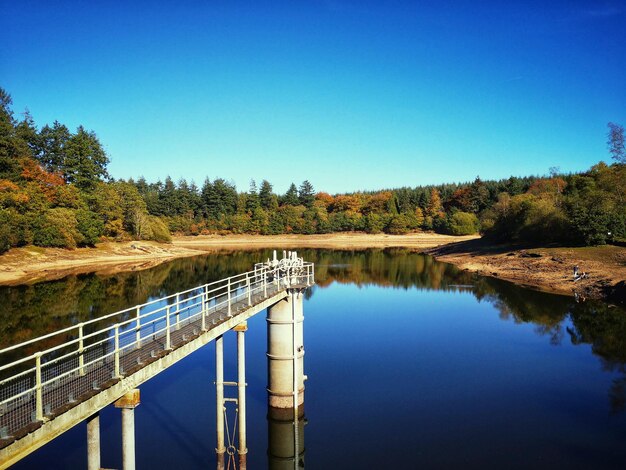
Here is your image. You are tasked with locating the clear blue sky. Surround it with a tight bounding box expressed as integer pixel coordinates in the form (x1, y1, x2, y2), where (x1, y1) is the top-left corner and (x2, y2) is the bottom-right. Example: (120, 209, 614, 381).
(2, 0, 625, 193)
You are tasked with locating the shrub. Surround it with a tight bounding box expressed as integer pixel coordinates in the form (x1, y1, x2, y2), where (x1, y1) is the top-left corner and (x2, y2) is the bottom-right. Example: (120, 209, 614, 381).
(447, 211, 480, 235)
(32, 208, 81, 248)
(386, 214, 410, 235)
(76, 209, 104, 246)
(145, 216, 171, 243)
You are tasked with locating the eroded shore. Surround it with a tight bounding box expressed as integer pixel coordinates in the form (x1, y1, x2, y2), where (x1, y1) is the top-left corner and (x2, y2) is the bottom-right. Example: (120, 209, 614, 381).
(0, 233, 476, 285)
(0, 233, 624, 304)
(427, 239, 626, 303)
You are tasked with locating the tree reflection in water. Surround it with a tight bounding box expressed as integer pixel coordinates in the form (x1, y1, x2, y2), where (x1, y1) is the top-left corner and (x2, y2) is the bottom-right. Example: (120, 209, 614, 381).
(1, 248, 624, 411)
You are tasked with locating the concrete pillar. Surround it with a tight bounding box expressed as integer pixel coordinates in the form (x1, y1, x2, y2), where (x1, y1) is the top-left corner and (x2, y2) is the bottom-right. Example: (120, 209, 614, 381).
(267, 290, 305, 410)
(86, 412, 100, 470)
(234, 322, 248, 469)
(267, 407, 306, 470)
(215, 334, 226, 467)
(114, 389, 140, 470)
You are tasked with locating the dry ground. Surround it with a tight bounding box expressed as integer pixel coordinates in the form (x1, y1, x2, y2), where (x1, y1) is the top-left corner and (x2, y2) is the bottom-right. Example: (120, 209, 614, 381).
(2, 233, 624, 303)
(0, 233, 477, 286)
(0, 241, 202, 285)
(427, 239, 626, 302)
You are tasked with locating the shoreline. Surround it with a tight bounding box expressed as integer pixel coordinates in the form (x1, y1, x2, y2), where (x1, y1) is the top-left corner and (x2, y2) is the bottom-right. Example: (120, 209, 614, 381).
(427, 239, 626, 303)
(0, 234, 623, 304)
(0, 233, 477, 286)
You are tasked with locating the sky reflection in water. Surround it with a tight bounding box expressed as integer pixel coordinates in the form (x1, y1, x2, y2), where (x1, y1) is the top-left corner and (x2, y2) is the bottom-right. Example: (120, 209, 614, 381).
(5, 249, 626, 469)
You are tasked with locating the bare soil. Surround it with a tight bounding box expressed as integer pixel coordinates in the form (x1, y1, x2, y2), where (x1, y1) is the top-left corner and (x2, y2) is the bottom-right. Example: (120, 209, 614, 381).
(0, 233, 477, 286)
(172, 232, 479, 251)
(2, 233, 624, 304)
(427, 239, 626, 303)
(0, 242, 202, 285)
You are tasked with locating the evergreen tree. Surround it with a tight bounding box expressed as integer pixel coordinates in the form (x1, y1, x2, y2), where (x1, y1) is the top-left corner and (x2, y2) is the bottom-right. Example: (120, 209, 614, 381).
(298, 180, 315, 208)
(63, 126, 109, 191)
(283, 183, 299, 206)
(259, 179, 274, 209)
(246, 179, 260, 212)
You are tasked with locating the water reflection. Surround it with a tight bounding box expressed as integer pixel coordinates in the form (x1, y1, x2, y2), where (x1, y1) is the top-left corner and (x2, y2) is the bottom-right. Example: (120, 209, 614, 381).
(2, 248, 625, 413)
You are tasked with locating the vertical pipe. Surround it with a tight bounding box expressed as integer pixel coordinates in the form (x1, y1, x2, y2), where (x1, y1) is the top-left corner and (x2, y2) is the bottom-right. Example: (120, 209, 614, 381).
(86, 412, 100, 470)
(292, 293, 299, 469)
(121, 408, 135, 470)
(237, 326, 248, 460)
(215, 335, 225, 457)
(114, 324, 120, 378)
(115, 391, 140, 470)
(35, 352, 43, 421)
(79, 323, 85, 376)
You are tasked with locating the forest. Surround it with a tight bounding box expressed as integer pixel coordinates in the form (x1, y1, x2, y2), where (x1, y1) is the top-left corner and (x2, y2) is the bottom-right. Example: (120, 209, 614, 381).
(1, 86, 624, 252)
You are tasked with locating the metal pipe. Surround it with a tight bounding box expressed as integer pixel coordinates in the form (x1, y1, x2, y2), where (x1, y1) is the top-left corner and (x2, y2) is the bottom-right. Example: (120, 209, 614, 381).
(237, 325, 248, 467)
(86, 412, 100, 470)
(237, 327, 247, 457)
(121, 407, 135, 470)
(216, 335, 225, 455)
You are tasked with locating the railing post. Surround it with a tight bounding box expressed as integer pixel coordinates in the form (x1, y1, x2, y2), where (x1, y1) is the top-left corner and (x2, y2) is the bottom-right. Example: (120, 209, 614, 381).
(114, 324, 121, 378)
(175, 293, 181, 330)
(247, 273, 251, 306)
(78, 323, 85, 376)
(135, 306, 141, 348)
(35, 352, 43, 422)
(202, 285, 208, 331)
(227, 278, 232, 317)
(264, 267, 267, 297)
(166, 305, 172, 350)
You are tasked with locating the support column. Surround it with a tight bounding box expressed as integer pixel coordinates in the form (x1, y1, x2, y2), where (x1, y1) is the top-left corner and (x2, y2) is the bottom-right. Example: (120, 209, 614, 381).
(86, 412, 100, 470)
(267, 290, 305, 410)
(215, 335, 226, 470)
(234, 322, 248, 469)
(114, 389, 140, 470)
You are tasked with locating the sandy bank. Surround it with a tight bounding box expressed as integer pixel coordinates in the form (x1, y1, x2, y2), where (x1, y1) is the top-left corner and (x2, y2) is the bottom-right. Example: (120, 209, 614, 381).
(427, 239, 626, 303)
(0, 233, 477, 286)
(172, 233, 479, 250)
(0, 242, 203, 286)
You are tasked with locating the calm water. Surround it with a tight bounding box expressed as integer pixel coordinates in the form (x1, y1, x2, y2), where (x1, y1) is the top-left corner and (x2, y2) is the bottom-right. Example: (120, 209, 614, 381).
(4, 249, 626, 469)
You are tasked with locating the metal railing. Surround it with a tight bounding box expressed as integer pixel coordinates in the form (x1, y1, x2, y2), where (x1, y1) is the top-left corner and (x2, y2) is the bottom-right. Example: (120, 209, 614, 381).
(0, 253, 313, 442)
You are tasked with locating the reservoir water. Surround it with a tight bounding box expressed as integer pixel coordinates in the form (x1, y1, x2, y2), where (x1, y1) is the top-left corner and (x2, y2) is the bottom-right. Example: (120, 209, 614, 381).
(3, 249, 626, 469)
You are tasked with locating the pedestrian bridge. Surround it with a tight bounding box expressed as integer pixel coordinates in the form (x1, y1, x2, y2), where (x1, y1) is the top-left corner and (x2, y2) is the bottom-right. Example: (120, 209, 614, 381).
(0, 251, 314, 469)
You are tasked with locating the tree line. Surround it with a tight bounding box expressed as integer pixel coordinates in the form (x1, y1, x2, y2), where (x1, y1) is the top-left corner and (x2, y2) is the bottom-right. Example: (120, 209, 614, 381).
(1, 86, 624, 252)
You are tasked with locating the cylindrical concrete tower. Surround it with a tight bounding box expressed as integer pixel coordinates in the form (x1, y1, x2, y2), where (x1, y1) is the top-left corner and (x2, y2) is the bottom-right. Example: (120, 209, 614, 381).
(267, 290, 305, 410)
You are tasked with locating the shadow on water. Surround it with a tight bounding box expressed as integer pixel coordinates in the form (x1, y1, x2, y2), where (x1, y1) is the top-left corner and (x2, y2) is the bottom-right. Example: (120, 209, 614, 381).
(2, 248, 626, 413)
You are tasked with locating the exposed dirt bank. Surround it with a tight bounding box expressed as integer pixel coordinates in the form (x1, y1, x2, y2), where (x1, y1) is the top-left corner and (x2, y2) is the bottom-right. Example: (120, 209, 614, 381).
(172, 233, 479, 251)
(3, 234, 623, 303)
(0, 242, 203, 286)
(427, 239, 626, 303)
(0, 233, 477, 286)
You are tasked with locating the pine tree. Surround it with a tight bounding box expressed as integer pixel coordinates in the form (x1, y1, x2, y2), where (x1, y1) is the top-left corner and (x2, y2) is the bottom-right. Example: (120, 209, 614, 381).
(283, 183, 299, 206)
(298, 180, 315, 208)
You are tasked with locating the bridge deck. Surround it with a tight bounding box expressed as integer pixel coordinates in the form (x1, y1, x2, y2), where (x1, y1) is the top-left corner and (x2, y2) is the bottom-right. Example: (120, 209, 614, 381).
(0, 258, 313, 463)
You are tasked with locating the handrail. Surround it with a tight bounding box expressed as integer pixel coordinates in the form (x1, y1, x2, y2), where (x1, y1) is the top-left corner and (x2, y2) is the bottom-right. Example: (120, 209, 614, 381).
(0, 252, 314, 442)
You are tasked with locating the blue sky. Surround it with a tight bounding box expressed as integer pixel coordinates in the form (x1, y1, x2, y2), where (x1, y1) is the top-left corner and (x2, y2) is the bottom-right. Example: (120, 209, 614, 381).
(2, 0, 625, 193)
